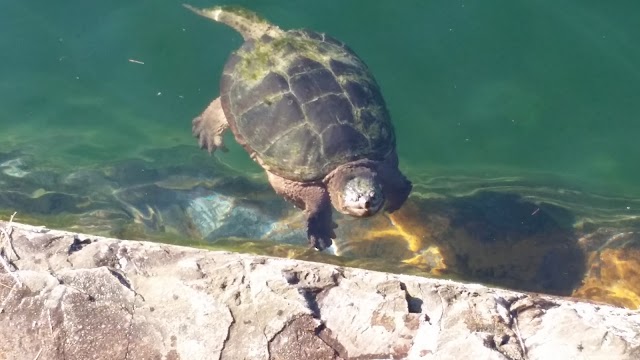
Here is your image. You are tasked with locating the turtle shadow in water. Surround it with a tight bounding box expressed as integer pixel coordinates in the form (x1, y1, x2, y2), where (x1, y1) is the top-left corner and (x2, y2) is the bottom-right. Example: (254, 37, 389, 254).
(434, 191, 586, 296)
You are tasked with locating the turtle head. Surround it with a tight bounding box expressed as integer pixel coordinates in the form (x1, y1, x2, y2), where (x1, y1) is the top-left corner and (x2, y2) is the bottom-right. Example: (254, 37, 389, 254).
(327, 166, 384, 217)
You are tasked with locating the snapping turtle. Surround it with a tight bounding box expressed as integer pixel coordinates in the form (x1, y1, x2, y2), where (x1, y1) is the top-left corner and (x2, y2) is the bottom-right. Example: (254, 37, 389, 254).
(185, 5, 412, 250)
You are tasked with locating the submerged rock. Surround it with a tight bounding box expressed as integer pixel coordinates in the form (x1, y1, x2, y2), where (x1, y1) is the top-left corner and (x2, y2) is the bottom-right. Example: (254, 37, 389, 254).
(574, 236, 640, 308)
(186, 193, 306, 244)
(0, 157, 29, 178)
(1, 221, 639, 359)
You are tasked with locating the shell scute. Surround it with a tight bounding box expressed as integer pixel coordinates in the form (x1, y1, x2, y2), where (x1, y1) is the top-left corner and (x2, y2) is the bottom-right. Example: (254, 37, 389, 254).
(290, 68, 343, 104)
(262, 124, 324, 175)
(329, 59, 364, 77)
(321, 124, 369, 161)
(231, 71, 289, 114)
(343, 80, 384, 109)
(303, 94, 353, 133)
(237, 92, 304, 152)
(287, 57, 324, 77)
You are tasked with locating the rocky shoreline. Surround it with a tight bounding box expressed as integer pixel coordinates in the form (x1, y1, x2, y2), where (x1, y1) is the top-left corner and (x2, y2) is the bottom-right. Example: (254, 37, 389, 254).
(1, 220, 639, 359)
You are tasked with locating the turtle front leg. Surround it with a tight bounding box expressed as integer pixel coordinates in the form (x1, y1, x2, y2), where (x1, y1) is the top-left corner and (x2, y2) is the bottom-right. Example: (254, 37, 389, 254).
(266, 171, 336, 250)
(192, 97, 229, 153)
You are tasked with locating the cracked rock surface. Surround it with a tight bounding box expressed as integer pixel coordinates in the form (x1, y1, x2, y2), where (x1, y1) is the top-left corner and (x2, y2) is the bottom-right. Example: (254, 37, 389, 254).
(1, 221, 639, 360)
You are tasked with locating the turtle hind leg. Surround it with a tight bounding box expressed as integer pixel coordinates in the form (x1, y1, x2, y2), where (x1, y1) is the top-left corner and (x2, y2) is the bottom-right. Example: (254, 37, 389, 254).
(192, 97, 229, 154)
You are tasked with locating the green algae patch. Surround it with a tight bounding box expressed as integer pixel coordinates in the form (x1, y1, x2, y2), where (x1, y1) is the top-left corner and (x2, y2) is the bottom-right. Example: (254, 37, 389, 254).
(219, 5, 270, 25)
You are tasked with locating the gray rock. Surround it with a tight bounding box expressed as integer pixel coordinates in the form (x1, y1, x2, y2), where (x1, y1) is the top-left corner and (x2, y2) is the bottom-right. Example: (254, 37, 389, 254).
(187, 193, 307, 244)
(1, 221, 639, 360)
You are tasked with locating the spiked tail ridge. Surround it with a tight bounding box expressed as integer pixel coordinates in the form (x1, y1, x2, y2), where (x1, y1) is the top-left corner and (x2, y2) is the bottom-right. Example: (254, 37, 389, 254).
(183, 4, 283, 40)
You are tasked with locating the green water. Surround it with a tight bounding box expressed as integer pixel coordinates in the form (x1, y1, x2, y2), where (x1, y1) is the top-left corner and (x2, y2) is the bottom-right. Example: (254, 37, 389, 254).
(2, 0, 639, 196)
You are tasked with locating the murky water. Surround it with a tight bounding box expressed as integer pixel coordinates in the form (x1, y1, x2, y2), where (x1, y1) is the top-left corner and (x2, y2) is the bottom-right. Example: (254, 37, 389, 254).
(1, 1, 639, 307)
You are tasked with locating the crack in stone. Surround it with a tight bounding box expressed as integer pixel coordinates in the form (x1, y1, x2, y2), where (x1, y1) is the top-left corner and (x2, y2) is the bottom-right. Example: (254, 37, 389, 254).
(0, 281, 17, 314)
(268, 315, 343, 360)
(0, 221, 20, 260)
(57, 287, 70, 360)
(107, 268, 146, 304)
(220, 308, 236, 360)
(282, 269, 300, 285)
(67, 235, 93, 255)
(491, 295, 536, 360)
(194, 260, 206, 279)
(0, 248, 18, 271)
(50, 272, 96, 302)
(315, 324, 347, 359)
(123, 293, 137, 360)
(399, 282, 423, 313)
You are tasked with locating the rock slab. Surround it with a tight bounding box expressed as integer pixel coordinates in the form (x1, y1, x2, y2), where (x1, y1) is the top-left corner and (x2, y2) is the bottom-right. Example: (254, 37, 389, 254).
(1, 221, 639, 360)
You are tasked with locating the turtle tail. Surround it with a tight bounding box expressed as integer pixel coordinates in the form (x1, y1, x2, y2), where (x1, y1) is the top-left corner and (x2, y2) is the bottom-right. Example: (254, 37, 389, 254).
(183, 4, 282, 40)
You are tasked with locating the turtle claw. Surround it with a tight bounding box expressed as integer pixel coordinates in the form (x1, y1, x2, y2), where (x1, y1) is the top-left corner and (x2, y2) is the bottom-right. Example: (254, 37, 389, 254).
(191, 97, 230, 154)
(307, 212, 336, 251)
(308, 232, 334, 251)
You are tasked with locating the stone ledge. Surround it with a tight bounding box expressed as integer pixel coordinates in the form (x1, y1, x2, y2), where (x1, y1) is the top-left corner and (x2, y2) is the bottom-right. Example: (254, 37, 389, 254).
(1, 220, 639, 360)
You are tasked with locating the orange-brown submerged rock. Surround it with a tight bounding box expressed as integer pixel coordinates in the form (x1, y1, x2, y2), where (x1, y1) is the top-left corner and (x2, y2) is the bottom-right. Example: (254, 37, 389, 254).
(573, 248, 640, 309)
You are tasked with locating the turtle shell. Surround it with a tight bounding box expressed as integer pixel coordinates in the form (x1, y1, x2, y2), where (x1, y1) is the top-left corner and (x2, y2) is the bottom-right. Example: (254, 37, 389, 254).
(220, 29, 395, 181)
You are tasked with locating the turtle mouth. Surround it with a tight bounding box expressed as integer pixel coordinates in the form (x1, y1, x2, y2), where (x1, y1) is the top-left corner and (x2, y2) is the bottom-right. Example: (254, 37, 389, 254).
(346, 205, 379, 217)
(341, 184, 384, 217)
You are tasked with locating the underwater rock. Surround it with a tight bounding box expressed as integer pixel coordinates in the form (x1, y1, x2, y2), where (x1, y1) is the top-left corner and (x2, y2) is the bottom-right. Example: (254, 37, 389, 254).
(574, 247, 640, 308)
(0, 189, 91, 215)
(1, 221, 639, 360)
(0, 157, 29, 178)
(104, 159, 166, 186)
(573, 228, 640, 309)
(577, 226, 640, 253)
(186, 193, 306, 244)
(62, 168, 118, 191)
(107, 169, 307, 244)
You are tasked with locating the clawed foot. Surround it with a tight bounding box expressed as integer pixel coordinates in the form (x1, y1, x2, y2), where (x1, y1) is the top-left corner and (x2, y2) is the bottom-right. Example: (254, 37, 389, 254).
(307, 213, 337, 251)
(193, 115, 228, 153)
(191, 97, 229, 154)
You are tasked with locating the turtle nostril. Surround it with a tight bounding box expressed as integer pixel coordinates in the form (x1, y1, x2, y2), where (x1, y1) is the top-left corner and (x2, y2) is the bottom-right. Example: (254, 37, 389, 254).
(364, 201, 370, 209)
